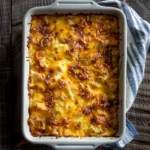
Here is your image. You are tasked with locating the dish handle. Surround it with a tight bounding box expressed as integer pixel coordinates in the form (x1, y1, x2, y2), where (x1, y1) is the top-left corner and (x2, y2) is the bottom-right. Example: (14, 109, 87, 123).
(49, 143, 100, 150)
(51, 0, 101, 9)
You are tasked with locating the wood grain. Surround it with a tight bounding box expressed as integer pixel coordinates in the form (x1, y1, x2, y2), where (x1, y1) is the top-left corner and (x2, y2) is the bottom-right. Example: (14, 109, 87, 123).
(11, 0, 150, 150)
(0, 0, 11, 150)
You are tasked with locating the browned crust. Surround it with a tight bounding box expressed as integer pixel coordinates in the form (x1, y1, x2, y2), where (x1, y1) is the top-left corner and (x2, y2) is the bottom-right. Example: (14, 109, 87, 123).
(27, 14, 119, 137)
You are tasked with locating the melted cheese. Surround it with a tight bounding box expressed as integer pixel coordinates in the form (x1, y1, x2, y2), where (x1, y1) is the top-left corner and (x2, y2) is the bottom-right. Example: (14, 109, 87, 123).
(28, 14, 119, 137)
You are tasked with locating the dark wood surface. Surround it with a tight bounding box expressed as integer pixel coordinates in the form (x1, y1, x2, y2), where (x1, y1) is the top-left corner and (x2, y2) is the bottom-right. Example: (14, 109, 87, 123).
(0, 0, 11, 150)
(0, 0, 150, 150)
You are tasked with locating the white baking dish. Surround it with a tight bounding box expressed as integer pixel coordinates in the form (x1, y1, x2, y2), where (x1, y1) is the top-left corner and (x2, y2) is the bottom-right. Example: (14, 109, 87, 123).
(22, 0, 127, 149)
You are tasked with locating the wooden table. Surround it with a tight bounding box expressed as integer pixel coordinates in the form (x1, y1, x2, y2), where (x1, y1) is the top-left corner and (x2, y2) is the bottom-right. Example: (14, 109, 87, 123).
(0, 0, 149, 150)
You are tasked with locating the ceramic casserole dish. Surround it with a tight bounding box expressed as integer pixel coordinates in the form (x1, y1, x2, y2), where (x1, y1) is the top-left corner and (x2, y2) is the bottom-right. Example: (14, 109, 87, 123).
(22, 0, 127, 149)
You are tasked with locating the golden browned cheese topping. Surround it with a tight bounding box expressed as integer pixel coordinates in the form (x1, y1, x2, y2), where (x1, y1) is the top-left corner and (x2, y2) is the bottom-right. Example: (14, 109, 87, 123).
(27, 14, 119, 137)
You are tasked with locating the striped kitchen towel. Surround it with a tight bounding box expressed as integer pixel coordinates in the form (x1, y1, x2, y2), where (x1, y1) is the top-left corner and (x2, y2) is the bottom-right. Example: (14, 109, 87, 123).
(97, 0, 150, 148)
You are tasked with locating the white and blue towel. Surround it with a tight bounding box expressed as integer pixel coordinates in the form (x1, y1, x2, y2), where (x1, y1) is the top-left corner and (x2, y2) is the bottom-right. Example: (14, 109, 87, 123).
(97, 0, 150, 148)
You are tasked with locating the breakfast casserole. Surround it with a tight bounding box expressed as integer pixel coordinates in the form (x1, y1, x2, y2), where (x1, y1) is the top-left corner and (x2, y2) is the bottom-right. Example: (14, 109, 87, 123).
(27, 14, 119, 137)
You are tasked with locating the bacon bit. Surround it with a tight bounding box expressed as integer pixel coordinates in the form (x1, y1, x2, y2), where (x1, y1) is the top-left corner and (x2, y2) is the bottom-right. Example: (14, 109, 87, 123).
(36, 15, 49, 26)
(49, 69, 54, 74)
(42, 66, 46, 71)
(90, 116, 98, 124)
(97, 116, 111, 128)
(78, 40, 87, 49)
(71, 24, 79, 29)
(65, 50, 70, 54)
(82, 103, 97, 115)
(75, 123, 81, 129)
(40, 38, 48, 47)
(27, 44, 30, 49)
(71, 24, 85, 38)
(68, 66, 75, 74)
(46, 116, 57, 125)
(27, 119, 33, 126)
(82, 107, 92, 115)
(54, 57, 58, 61)
(27, 36, 32, 42)
(35, 26, 45, 35)
(66, 48, 74, 55)
(104, 49, 112, 65)
(44, 88, 55, 108)
(79, 86, 95, 100)
(76, 73, 85, 80)
(101, 98, 114, 108)
(71, 39, 87, 50)
(44, 87, 53, 93)
(45, 74, 51, 84)
(45, 100, 54, 110)
(34, 25, 52, 36)
(58, 80, 66, 89)
(34, 65, 45, 73)
(70, 48, 74, 53)
(55, 32, 58, 38)
(90, 103, 97, 109)
(90, 114, 111, 127)
(46, 117, 68, 127)
(101, 99, 111, 108)
(75, 28, 85, 38)
(91, 54, 102, 64)
(80, 18, 88, 26)
(45, 29, 53, 35)
(62, 118, 70, 125)
(44, 88, 54, 94)
(61, 38, 69, 44)
(68, 66, 90, 81)
(79, 88, 89, 98)
(98, 49, 101, 53)
(53, 19, 56, 23)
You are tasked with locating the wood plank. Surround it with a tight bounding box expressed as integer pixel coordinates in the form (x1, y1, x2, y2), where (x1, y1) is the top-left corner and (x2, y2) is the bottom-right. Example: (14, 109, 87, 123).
(0, 0, 11, 149)
(128, 0, 150, 23)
